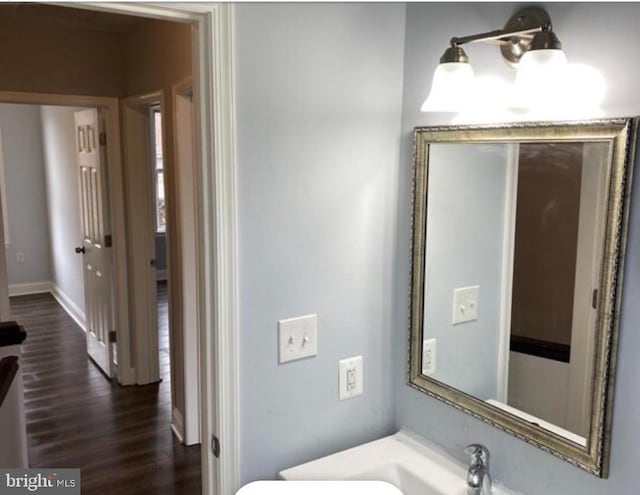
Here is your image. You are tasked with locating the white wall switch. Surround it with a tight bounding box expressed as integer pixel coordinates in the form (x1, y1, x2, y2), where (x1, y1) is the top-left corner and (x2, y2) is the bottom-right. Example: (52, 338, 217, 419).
(339, 355, 363, 400)
(16, 252, 24, 264)
(452, 285, 479, 324)
(422, 338, 436, 375)
(278, 314, 318, 364)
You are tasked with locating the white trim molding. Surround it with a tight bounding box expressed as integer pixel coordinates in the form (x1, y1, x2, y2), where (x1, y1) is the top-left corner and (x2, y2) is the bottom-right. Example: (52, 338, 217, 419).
(8, 281, 52, 297)
(171, 406, 185, 443)
(197, 5, 240, 495)
(50, 283, 87, 332)
(8, 281, 87, 334)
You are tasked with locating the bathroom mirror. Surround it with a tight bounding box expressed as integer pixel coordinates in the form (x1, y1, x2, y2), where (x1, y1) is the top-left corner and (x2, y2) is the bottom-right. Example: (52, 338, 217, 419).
(408, 119, 636, 477)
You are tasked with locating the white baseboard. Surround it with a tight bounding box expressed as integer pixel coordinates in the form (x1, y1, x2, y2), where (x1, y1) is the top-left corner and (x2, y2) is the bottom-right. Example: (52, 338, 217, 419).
(50, 283, 86, 332)
(9, 281, 52, 297)
(171, 407, 185, 443)
(156, 269, 167, 281)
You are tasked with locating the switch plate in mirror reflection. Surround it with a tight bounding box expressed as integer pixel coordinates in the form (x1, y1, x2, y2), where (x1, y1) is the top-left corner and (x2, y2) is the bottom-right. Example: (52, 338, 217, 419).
(451, 286, 479, 324)
(408, 119, 637, 478)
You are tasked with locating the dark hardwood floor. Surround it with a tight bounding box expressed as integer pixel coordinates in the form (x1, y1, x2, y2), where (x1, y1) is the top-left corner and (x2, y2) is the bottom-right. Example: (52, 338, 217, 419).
(11, 284, 201, 494)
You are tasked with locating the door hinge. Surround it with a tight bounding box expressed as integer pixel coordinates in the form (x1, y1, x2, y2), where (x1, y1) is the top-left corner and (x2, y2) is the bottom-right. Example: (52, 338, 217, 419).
(108, 331, 117, 343)
(211, 435, 220, 458)
(99, 132, 107, 146)
(592, 289, 598, 309)
(105, 234, 112, 248)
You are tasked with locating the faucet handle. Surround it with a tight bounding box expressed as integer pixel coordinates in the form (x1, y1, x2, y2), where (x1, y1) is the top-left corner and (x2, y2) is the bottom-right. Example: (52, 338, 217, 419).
(465, 443, 490, 466)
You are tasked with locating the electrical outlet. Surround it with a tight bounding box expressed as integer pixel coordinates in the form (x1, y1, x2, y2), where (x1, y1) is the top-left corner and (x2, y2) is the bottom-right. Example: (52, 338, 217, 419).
(346, 368, 356, 391)
(16, 252, 24, 264)
(452, 285, 480, 324)
(422, 338, 436, 375)
(339, 356, 363, 400)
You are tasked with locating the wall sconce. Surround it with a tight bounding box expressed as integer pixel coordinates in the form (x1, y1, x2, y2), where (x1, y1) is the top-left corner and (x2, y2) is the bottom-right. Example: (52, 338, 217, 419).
(421, 7, 603, 112)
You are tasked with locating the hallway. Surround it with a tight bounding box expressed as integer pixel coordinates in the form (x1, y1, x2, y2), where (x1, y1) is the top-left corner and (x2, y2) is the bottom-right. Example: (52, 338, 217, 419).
(11, 287, 200, 494)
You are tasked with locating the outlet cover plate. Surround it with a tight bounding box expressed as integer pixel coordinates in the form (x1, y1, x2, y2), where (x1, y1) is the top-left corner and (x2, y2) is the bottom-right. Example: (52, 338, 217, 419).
(278, 314, 318, 364)
(452, 285, 479, 324)
(422, 338, 436, 375)
(339, 355, 363, 400)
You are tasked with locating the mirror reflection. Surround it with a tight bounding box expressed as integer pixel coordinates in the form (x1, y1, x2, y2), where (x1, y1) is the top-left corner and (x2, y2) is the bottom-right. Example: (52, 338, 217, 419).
(422, 140, 611, 445)
(410, 120, 633, 477)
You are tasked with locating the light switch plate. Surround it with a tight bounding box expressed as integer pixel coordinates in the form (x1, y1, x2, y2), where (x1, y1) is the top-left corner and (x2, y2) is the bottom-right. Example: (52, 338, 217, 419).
(452, 285, 479, 324)
(339, 356, 363, 400)
(278, 314, 318, 364)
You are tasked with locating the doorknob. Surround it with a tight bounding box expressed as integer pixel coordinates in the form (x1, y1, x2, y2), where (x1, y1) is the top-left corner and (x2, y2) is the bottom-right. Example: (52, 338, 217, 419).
(75, 246, 86, 254)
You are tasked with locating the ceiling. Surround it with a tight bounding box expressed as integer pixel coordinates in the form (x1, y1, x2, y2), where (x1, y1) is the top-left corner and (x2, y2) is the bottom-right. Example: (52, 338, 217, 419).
(0, 3, 147, 33)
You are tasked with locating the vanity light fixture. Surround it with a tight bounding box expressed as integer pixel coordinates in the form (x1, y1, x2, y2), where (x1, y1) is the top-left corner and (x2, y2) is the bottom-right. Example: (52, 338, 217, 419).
(421, 7, 571, 112)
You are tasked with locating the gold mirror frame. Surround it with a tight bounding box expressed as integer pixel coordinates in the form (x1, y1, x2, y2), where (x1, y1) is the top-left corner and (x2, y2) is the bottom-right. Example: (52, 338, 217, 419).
(408, 119, 637, 477)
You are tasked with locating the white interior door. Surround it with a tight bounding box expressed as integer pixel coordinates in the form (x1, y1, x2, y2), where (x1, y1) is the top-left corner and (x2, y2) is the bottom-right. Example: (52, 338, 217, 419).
(74, 108, 114, 378)
(175, 86, 201, 445)
(565, 142, 609, 435)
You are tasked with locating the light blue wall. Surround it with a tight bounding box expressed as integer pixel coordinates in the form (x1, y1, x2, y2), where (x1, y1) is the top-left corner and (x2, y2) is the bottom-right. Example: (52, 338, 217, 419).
(394, 3, 640, 494)
(0, 104, 51, 286)
(234, 3, 406, 484)
(40, 106, 86, 314)
(424, 144, 508, 399)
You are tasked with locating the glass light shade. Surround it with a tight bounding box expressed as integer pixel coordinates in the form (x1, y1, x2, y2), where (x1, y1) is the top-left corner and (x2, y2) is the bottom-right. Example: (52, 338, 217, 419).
(512, 48, 568, 109)
(564, 63, 606, 107)
(421, 62, 475, 112)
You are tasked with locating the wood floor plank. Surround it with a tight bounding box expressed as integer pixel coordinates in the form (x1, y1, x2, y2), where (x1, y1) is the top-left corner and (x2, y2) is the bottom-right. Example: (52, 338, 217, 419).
(11, 289, 201, 495)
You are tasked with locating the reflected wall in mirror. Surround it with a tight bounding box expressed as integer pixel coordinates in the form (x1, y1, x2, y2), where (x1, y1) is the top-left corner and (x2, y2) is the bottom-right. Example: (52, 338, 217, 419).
(409, 120, 636, 478)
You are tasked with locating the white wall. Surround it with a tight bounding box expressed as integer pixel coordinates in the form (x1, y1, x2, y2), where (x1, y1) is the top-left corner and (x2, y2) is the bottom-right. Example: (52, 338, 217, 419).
(234, 3, 406, 483)
(0, 104, 51, 287)
(424, 143, 508, 399)
(40, 106, 85, 314)
(394, 3, 640, 494)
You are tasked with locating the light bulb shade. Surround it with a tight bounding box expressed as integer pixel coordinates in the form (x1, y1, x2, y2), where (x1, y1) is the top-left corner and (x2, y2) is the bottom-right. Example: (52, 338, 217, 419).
(421, 62, 475, 112)
(512, 48, 568, 109)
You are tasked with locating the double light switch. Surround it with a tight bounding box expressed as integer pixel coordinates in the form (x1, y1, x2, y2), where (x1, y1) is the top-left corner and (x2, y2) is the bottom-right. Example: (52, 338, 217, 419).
(278, 314, 318, 363)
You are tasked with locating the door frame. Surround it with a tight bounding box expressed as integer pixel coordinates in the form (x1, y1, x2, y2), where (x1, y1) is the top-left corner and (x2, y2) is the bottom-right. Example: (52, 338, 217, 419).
(79, 3, 240, 495)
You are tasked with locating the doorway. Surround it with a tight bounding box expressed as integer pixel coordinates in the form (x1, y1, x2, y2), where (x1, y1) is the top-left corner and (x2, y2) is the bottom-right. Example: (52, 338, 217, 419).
(0, 3, 239, 494)
(0, 98, 200, 493)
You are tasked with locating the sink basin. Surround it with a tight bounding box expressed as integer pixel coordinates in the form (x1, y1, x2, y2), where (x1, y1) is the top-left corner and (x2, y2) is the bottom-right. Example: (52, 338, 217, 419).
(236, 481, 403, 495)
(279, 429, 519, 495)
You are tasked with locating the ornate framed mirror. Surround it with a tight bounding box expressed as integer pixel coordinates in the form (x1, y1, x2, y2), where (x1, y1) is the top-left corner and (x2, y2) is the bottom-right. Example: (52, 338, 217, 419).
(408, 119, 637, 477)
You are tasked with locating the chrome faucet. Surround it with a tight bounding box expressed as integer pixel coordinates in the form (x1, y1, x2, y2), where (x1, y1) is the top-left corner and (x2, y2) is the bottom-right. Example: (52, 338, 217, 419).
(465, 444, 492, 495)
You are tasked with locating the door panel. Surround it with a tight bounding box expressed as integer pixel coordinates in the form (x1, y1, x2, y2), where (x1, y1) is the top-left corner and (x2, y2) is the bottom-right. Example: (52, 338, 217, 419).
(75, 108, 113, 378)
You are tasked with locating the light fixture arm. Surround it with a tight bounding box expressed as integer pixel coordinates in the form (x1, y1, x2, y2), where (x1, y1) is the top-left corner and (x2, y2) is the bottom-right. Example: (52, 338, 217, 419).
(443, 7, 556, 66)
(450, 26, 544, 48)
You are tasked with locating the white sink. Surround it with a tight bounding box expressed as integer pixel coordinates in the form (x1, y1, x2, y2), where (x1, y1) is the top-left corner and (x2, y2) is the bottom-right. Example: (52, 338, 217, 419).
(279, 429, 519, 495)
(236, 481, 403, 495)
